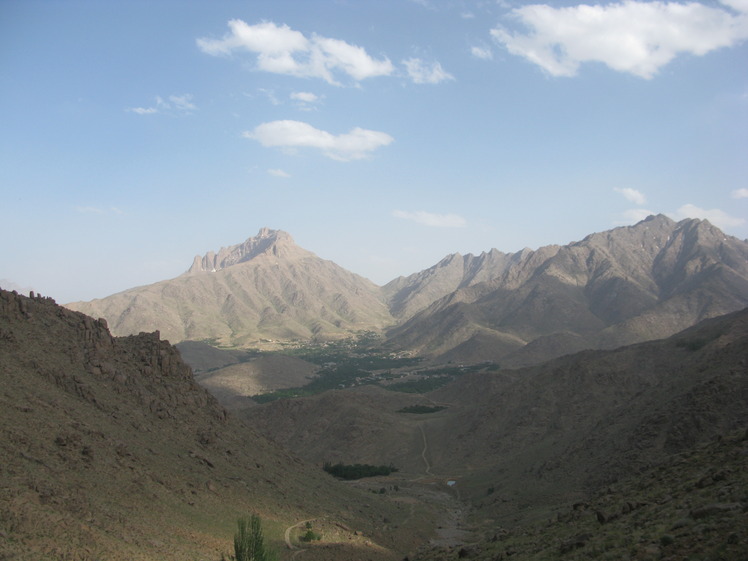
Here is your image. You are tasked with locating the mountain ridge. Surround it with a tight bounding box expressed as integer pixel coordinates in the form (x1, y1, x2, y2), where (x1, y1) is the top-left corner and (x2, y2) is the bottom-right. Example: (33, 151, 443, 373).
(64, 216, 748, 366)
(385, 214, 748, 365)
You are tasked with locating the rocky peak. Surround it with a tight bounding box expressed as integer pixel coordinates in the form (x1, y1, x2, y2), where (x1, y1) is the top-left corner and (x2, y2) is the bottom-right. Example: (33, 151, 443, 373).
(186, 228, 300, 274)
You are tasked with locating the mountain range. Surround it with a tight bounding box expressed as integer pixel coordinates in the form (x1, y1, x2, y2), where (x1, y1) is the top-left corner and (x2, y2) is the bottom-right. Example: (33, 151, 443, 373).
(67, 215, 748, 367)
(3, 217, 748, 560)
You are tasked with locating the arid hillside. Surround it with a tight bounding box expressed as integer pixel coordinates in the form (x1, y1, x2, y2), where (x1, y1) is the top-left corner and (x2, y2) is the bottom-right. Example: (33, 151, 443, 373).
(243, 307, 748, 549)
(0, 288, 441, 561)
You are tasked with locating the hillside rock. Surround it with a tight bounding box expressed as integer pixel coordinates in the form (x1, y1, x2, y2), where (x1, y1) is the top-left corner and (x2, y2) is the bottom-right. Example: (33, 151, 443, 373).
(186, 227, 298, 273)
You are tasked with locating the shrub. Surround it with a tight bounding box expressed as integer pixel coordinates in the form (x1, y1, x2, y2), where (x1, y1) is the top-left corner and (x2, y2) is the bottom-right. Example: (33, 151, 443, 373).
(301, 529, 321, 542)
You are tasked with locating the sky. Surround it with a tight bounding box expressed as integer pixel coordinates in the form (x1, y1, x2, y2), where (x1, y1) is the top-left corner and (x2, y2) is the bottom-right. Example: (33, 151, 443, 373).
(1, 0, 747, 303)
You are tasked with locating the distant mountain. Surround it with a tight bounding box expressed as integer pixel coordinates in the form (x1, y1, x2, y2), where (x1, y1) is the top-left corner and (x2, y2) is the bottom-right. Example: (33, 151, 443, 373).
(66, 217, 748, 366)
(384, 215, 748, 365)
(67, 228, 392, 346)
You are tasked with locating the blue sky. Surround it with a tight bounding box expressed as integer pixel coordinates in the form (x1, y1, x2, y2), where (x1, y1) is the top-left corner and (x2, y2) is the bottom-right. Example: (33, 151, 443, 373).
(1, 0, 747, 303)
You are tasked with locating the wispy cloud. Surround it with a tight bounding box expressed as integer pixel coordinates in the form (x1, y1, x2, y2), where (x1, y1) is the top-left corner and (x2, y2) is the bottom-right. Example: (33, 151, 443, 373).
(614, 187, 647, 206)
(403, 57, 454, 84)
(471, 45, 493, 60)
(392, 210, 467, 227)
(267, 168, 291, 178)
(167, 94, 196, 112)
(290, 91, 320, 103)
(244, 120, 394, 161)
(491, 1, 748, 78)
(731, 188, 748, 199)
(290, 91, 323, 110)
(670, 203, 745, 229)
(127, 94, 196, 115)
(197, 20, 394, 85)
(128, 106, 158, 115)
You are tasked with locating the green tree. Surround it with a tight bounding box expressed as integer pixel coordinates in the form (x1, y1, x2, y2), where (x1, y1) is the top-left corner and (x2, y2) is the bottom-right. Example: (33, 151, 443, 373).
(234, 514, 277, 561)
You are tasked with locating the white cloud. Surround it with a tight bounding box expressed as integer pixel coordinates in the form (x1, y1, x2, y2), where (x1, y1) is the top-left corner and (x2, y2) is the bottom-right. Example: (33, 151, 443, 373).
(197, 20, 394, 85)
(731, 188, 748, 198)
(614, 187, 647, 205)
(392, 210, 467, 227)
(290, 92, 320, 103)
(471, 45, 494, 60)
(244, 120, 394, 161)
(491, 1, 748, 78)
(290, 91, 323, 111)
(670, 203, 745, 229)
(403, 57, 455, 84)
(267, 168, 291, 178)
(128, 106, 158, 115)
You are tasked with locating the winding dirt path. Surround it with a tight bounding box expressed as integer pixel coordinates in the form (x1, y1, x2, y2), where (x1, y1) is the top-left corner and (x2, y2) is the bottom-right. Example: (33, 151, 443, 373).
(419, 424, 432, 476)
(284, 519, 314, 557)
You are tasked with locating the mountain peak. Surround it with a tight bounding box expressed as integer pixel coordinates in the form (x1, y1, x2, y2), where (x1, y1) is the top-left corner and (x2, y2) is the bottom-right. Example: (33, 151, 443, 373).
(186, 228, 301, 274)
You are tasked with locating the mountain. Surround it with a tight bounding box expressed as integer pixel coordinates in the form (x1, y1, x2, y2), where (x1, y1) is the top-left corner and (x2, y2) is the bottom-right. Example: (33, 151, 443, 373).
(384, 215, 748, 365)
(242, 306, 748, 558)
(66, 217, 748, 368)
(66, 228, 393, 346)
(0, 288, 442, 560)
(411, 308, 748, 560)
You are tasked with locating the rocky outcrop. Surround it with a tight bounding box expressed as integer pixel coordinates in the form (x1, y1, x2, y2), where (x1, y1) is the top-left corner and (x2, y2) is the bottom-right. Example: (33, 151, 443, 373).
(187, 228, 296, 274)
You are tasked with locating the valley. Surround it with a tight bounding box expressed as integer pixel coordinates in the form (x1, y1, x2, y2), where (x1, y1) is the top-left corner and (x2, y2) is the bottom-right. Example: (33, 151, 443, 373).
(3, 215, 748, 560)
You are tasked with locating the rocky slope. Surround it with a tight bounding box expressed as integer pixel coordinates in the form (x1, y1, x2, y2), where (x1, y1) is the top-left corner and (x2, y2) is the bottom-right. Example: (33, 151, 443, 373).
(243, 307, 748, 537)
(413, 428, 748, 561)
(384, 215, 748, 365)
(0, 288, 437, 561)
(66, 228, 393, 347)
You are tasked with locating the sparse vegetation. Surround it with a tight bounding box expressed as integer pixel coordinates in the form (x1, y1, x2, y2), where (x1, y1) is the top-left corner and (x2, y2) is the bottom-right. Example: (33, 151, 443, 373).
(233, 514, 277, 561)
(251, 337, 422, 402)
(323, 461, 399, 480)
(300, 522, 322, 542)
